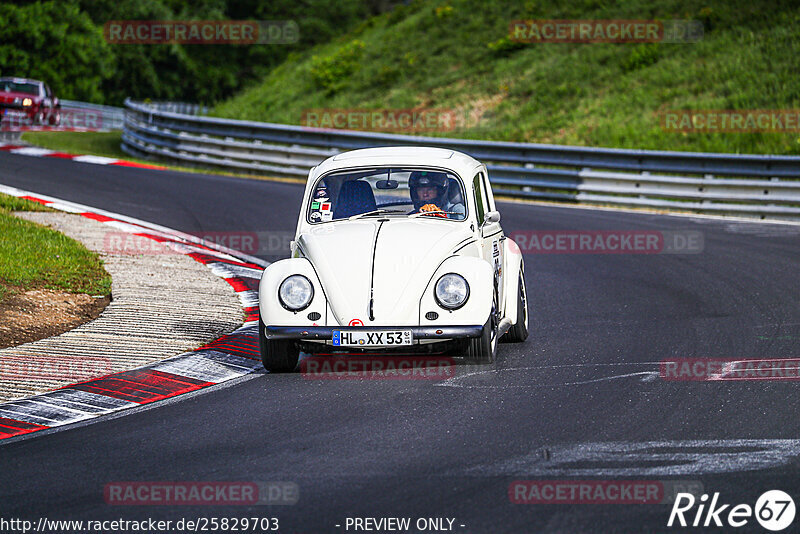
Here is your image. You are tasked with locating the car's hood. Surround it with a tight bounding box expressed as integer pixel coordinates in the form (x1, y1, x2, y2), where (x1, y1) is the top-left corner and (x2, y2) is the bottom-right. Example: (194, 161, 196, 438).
(297, 219, 475, 326)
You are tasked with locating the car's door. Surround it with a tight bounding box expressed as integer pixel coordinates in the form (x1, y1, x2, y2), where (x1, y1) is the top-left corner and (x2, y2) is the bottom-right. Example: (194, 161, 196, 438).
(472, 171, 505, 320)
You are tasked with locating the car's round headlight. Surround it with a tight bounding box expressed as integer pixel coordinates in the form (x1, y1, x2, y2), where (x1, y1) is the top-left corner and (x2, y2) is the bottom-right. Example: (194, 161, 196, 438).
(435, 273, 469, 310)
(278, 275, 314, 311)
(22, 98, 32, 107)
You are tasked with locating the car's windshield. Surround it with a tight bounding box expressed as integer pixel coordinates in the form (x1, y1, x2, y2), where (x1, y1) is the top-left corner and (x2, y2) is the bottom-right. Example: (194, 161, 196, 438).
(0, 81, 40, 95)
(306, 167, 467, 223)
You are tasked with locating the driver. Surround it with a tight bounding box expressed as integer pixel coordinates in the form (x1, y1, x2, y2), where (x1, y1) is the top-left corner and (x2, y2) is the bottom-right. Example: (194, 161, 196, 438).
(408, 171, 465, 219)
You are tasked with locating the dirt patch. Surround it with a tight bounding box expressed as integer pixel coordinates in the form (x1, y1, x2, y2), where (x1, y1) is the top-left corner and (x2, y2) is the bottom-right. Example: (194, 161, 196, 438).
(0, 286, 110, 349)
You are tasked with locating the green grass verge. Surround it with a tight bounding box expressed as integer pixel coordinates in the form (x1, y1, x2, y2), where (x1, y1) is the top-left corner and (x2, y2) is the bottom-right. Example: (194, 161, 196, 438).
(0, 193, 111, 302)
(0, 193, 54, 212)
(20, 131, 217, 173)
(18, 131, 306, 183)
(213, 0, 800, 155)
(21, 131, 192, 171)
(20, 131, 131, 161)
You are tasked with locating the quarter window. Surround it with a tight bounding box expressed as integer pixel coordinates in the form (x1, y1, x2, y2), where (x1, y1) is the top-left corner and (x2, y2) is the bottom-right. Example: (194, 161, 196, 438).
(473, 173, 487, 226)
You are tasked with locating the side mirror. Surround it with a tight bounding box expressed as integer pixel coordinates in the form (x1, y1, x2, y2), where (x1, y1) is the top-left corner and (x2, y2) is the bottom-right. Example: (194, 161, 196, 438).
(484, 211, 501, 224)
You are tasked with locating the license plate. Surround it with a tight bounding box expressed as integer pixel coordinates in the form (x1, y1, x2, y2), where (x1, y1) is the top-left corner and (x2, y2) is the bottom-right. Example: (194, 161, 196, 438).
(332, 330, 412, 347)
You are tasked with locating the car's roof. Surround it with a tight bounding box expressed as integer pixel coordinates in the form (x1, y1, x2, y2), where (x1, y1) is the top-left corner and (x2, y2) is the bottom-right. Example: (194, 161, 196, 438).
(313, 146, 482, 178)
(0, 78, 43, 85)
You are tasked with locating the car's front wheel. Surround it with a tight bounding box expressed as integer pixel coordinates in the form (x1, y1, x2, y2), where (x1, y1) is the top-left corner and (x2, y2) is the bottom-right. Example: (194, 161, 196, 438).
(464, 317, 495, 364)
(259, 316, 299, 372)
(502, 271, 528, 343)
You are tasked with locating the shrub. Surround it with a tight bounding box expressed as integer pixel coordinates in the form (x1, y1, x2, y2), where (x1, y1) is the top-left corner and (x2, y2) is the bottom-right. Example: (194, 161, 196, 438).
(621, 43, 661, 72)
(487, 36, 527, 56)
(309, 40, 366, 92)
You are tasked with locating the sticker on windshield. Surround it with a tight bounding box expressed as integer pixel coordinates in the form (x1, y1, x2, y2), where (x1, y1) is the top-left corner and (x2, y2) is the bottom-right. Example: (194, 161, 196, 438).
(310, 201, 332, 222)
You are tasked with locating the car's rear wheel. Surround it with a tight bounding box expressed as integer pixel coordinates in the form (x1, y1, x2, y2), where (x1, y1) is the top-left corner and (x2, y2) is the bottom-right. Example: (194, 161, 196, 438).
(464, 317, 495, 364)
(49, 109, 61, 126)
(502, 271, 528, 343)
(259, 316, 299, 372)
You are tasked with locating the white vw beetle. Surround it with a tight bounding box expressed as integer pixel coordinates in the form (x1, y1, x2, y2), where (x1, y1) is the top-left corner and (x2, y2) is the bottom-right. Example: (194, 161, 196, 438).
(258, 146, 528, 372)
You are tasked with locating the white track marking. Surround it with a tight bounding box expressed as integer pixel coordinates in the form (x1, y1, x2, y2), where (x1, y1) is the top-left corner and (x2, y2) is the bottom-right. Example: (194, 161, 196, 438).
(207, 262, 263, 280)
(437, 363, 663, 388)
(71, 155, 119, 165)
(8, 147, 55, 156)
(467, 439, 800, 476)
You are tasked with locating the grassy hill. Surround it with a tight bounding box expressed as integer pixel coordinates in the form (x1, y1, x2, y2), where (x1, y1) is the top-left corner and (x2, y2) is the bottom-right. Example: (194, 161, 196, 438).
(212, 0, 800, 155)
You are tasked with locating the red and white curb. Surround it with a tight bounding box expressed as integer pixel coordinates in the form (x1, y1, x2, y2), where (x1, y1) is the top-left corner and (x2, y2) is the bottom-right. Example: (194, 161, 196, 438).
(0, 184, 266, 441)
(0, 143, 167, 170)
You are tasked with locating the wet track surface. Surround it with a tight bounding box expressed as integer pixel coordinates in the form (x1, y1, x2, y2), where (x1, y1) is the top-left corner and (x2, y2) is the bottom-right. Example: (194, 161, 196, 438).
(1, 152, 800, 532)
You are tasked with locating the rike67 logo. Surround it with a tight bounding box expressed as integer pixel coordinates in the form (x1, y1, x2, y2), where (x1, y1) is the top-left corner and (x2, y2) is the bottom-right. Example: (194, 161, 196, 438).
(668, 490, 795, 531)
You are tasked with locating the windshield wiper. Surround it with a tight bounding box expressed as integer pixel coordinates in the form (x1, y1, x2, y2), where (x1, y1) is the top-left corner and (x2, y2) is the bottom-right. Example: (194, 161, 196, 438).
(348, 209, 406, 220)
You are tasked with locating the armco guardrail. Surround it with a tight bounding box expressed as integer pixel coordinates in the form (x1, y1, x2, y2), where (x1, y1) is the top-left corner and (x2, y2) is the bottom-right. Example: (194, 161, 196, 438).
(130, 101, 208, 116)
(60, 100, 126, 130)
(0, 100, 126, 131)
(122, 99, 800, 221)
(0, 131, 21, 142)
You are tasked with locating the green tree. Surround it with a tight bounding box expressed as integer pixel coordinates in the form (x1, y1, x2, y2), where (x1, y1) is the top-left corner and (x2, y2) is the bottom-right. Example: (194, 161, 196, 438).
(0, 1, 113, 102)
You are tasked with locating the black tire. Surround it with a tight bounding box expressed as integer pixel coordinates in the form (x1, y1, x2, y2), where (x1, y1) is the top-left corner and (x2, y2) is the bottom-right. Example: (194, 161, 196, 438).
(259, 316, 299, 372)
(49, 109, 61, 126)
(464, 317, 495, 364)
(33, 110, 44, 125)
(502, 272, 528, 343)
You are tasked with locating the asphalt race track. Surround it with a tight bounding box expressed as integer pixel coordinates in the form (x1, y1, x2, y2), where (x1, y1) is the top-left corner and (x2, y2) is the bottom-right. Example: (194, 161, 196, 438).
(2, 151, 800, 532)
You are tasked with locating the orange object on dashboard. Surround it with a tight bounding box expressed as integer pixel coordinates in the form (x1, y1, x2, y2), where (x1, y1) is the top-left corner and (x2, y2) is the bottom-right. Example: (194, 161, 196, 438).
(420, 204, 446, 217)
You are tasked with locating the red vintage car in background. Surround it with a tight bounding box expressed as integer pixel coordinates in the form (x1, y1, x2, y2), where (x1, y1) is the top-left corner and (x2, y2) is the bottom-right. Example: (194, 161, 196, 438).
(0, 77, 61, 127)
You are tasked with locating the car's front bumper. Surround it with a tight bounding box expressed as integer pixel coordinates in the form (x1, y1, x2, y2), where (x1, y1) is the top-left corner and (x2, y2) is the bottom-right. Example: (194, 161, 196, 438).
(1, 108, 31, 119)
(264, 325, 483, 341)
